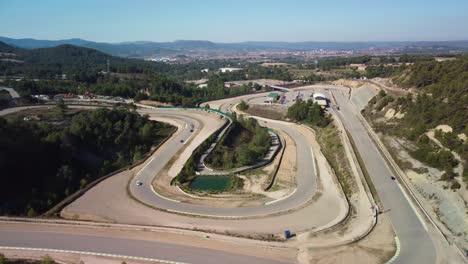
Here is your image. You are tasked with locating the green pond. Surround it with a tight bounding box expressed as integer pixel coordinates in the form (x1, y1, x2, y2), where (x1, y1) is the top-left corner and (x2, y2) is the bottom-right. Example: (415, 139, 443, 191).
(189, 175, 232, 191)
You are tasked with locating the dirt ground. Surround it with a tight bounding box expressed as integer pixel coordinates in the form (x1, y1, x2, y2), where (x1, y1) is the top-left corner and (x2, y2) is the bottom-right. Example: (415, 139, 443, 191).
(138, 100, 173, 107)
(268, 131, 297, 195)
(0, 249, 152, 264)
(303, 215, 395, 264)
(244, 104, 287, 120)
(242, 130, 297, 200)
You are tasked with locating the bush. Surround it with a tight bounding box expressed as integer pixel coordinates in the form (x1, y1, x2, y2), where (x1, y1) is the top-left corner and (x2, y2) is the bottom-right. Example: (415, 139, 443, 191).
(238, 100, 249, 110)
(463, 168, 468, 183)
(41, 255, 55, 264)
(378, 90, 387, 97)
(451, 181, 461, 190)
(440, 171, 457, 181)
(375, 95, 394, 111)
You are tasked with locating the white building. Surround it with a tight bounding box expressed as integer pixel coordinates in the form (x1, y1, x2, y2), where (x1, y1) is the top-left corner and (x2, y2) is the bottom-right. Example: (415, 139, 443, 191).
(219, 67, 243, 73)
(312, 93, 328, 107)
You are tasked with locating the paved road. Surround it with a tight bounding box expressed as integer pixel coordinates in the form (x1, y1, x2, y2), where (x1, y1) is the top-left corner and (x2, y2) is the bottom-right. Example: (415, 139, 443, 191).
(326, 87, 436, 264)
(0, 87, 20, 98)
(0, 230, 288, 264)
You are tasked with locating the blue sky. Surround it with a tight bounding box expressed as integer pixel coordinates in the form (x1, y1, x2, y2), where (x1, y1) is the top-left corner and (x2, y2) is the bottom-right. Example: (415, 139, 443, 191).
(1, 0, 467, 42)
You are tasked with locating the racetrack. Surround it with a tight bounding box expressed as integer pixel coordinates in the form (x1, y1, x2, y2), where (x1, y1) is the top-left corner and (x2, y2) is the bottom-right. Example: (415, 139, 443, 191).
(129, 108, 341, 217)
(1, 83, 454, 263)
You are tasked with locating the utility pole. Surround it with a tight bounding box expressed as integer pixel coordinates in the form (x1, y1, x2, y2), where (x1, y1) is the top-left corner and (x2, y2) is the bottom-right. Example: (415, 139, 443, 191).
(106, 59, 110, 73)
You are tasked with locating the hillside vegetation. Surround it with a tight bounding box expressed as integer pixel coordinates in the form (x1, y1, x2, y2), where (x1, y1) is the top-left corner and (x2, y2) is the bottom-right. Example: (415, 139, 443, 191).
(0, 42, 281, 106)
(393, 57, 468, 135)
(206, 116, 272, 169)
(0, 106, 174, 215)
(365, 56, 468, 182)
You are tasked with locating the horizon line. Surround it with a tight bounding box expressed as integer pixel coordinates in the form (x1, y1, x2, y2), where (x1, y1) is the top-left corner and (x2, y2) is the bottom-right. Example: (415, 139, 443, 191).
(2, 36, 468, 44)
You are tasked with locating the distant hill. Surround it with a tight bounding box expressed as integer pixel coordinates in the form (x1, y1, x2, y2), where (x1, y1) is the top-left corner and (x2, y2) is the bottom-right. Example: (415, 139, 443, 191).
(18, 44, 112, 65)
(0, 43, 171, 79)
(2, 36, 468, 58)
(0, 37, 182, 58)
(0, 37, 92, 49)
(0, 41, 17, 53)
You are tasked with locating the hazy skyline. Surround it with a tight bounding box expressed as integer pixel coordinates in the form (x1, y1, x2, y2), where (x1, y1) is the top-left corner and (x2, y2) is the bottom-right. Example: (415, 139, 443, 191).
(1, 0, 468, 42)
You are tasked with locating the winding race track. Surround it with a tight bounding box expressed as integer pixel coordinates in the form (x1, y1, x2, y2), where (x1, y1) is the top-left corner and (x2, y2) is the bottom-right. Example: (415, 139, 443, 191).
(130, 108, 324, 217)
(0, 84, 456, 263)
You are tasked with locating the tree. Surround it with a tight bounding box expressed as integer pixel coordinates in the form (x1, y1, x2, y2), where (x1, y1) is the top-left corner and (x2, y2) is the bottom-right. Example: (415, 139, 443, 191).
(0, 253, 6, 264)
(41, 255, 55, 264)
(287, 100, 330, 127)
(237, 145, 256, 165)
(27, 207, 37, 217)
(238, 100, 249, 111)
(56, 98, 67, 110)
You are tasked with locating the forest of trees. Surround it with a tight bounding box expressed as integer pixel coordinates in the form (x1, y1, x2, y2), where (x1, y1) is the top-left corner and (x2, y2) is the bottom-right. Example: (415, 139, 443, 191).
(393, 56, 468, 135)
(287, 100, 331, 127)
(0, 106, 174, 215)
(206, 116, 272, 169)
(366, 65, 399, 78)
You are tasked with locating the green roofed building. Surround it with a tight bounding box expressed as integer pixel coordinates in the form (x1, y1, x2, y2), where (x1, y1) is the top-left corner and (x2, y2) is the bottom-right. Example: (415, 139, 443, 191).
(268, 92, 280, 100)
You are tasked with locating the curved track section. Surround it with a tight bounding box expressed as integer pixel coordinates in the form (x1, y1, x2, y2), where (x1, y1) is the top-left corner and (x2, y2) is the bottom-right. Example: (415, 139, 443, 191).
(130, 108, 323, 217)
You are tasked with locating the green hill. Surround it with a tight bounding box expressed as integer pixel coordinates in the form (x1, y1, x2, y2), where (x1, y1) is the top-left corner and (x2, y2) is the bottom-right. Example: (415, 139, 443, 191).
(365, 56, 468, 182)
(3, 44, 168, 78)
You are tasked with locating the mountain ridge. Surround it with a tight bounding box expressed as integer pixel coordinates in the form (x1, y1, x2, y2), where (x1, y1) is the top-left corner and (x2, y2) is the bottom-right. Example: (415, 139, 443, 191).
(1, 36, 468, 58)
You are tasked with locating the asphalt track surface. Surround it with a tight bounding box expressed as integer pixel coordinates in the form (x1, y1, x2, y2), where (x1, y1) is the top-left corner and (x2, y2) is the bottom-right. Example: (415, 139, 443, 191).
(130, 108, 318, 217)
(328, 88, 437, 264)
(0, 230, 288, 264)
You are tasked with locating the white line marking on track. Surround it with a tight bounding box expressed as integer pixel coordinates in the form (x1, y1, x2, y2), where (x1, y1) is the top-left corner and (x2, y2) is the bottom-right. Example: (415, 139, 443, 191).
(137, 156, 156, 176)
(385, 236, 401, 264)
(310, 147, 317, 176)
(265, 188, 297, 205)
(150, 184, 181, 203)
(0, 246, 188, 264)
(396, 183, 429, 231)
(183, 129, 195, 145)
